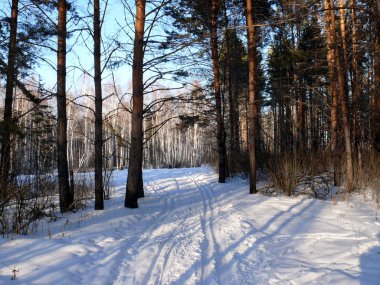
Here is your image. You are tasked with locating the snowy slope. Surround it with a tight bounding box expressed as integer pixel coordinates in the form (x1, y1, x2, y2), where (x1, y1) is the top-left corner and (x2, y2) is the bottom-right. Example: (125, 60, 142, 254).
(0, 167, 379, 284)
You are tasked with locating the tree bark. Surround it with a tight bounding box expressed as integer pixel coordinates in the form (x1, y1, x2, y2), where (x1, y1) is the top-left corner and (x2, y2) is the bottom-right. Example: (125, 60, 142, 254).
(210, 0, 227, 183)
(325, 0, 354, 192)
(94, 0, 104, 210)
(0, 0, 18, 192)
(246, 0, 258, 194)
(324, 0, 340, 187)
(125, 0, 146, 208)
(57, 0, 73, 212)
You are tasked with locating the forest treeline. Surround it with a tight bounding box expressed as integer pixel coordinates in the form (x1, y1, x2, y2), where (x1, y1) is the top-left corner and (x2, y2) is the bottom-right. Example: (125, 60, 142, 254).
(0, 0, 379, 233)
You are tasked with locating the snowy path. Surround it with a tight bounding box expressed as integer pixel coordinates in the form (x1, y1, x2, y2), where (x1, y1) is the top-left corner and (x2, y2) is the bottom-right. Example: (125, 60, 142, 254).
(1, 167, 380, 284)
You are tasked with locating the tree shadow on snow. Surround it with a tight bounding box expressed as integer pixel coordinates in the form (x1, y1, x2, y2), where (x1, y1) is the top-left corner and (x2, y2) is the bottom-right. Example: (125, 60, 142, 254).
(360, 232, 380, 285)
(175, 195, 320, 284)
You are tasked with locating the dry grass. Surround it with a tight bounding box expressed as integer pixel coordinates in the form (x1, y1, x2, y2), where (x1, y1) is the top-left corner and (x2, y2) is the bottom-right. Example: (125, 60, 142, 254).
(264, 151, 332, 198)
(0, 175, 56, 236)
(353, 149, 380, 203)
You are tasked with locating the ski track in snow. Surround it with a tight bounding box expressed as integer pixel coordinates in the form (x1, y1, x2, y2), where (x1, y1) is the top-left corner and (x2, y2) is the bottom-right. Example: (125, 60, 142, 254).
(1, 167, 380, 285)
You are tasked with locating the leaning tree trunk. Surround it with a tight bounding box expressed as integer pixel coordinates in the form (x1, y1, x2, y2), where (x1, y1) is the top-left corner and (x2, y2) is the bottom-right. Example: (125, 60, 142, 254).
(0, 0, 19, 193)
(94, 0, 104, 210)
(246, 0, 258, 194)
(210, 0, 227, 183)
(57, 0, 73, 212)
(125, 0, 146, 209)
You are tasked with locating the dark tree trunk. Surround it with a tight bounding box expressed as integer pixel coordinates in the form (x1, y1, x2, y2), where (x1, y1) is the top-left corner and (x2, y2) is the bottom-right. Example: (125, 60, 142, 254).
(298, 75, 306, 150)
(228, 62, 237, 174)
(374, 1, 380, 152)
(225, 31, 240, 175)
(125, 0, 146, 209)
(285, 71, 292, 151)
(351, 1, 361, 162)
(293, 72, 299, 150)
(57, 0, 73, 212)
(94, 0, 104, 210)
(0, 0, 19, 192)
(246, 0, 258, 194)
(311, 83, 319, 151)
(210, 0, 227, 183)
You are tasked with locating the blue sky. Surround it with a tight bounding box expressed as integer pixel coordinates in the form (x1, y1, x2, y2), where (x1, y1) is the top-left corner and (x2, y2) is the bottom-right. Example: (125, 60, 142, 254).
(35, 0, 133, 93)
(2, 0, 214, 97)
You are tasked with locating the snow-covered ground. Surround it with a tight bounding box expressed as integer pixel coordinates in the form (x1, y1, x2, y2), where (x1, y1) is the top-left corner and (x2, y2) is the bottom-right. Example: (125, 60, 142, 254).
(1, 167, 380, 284)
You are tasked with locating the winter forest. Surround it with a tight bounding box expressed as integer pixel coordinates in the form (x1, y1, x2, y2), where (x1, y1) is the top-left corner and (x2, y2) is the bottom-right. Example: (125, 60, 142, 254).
(1, 0, 380, 284)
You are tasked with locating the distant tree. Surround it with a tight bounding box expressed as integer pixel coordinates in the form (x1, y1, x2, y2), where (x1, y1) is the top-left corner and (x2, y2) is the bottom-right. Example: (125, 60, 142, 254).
(166, 0, 227, 182)
(220, 28, 247, 175)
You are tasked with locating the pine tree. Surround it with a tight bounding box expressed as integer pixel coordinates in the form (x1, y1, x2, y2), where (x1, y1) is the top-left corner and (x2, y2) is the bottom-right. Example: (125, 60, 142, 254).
(246, 0, 258, 194)
(57, 0, 73, 212)
(125, 0, 146, 209)
(0, 0, 19, 194)
(93, 0, 104, 210)
(166, 0, 227, 182)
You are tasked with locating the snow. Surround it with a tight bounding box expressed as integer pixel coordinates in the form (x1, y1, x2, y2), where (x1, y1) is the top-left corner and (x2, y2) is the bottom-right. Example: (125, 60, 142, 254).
(1, 167, 380, 284)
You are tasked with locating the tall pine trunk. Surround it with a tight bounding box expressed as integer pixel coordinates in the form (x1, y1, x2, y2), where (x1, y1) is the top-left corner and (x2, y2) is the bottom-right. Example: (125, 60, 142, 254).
(210, 0, 226, 183)
(246, 0, 257, 194)
(324, 0, 340, 187)
(94, 0, 104, 210)
(57, 0, 73, 212)
(325, 0, 354, 192)
(125, 0, 146, 208)
(0, 0, 18, 192)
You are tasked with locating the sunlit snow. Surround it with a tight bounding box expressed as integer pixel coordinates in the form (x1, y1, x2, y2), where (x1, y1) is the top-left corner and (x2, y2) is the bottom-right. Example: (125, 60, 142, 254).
(1, 167, 379, 284)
